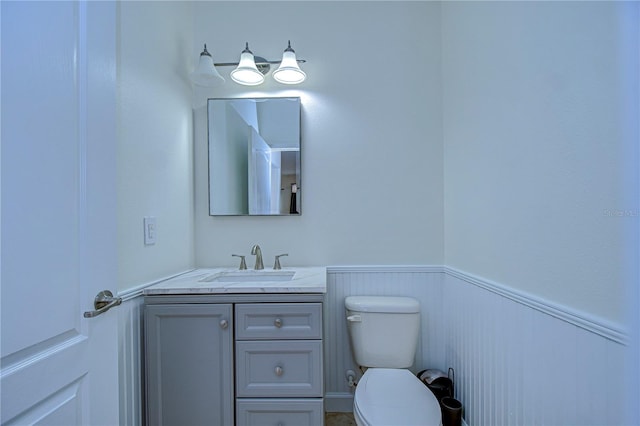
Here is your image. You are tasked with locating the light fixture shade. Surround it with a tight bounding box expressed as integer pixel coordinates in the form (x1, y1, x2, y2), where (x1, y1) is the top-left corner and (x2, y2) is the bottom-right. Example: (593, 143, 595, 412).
(230, 43, 265, 86)
(190, 44, 225, 87)
(273, 41, 306, 85)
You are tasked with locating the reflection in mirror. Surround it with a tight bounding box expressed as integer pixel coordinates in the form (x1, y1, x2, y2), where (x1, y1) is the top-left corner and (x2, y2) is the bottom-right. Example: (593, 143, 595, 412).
(208, 97, 301, 216)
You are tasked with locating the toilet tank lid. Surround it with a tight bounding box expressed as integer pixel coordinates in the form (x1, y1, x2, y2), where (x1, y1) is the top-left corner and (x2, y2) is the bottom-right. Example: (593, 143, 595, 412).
(345, 296, 420, 313)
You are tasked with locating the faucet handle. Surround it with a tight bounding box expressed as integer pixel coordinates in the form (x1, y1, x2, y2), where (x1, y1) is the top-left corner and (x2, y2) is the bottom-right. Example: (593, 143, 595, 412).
(232, 254, 247, 270)
(273, 254, 288, 270)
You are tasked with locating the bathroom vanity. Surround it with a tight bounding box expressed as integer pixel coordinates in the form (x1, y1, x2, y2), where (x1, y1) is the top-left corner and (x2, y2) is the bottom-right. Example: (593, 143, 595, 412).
(143, 268, 326, 426)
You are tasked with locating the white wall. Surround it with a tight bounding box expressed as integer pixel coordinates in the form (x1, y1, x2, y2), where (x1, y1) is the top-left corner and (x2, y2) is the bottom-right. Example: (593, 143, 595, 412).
(193, 1, 444, 267)
(117, 1, 196, 291)
(442, 1, 639, 324)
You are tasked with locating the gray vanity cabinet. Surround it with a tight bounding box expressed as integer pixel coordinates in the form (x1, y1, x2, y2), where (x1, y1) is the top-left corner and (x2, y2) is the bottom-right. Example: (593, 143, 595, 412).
(144, 304, 234, 426)
(144, 295, 324, 426)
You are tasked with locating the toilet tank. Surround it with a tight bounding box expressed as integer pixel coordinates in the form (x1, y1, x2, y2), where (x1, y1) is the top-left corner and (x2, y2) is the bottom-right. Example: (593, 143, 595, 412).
(345, 296, 420, 368)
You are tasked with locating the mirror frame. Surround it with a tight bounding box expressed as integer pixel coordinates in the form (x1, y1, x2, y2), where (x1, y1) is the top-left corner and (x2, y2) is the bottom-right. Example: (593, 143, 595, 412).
(207, 97, 302, 216)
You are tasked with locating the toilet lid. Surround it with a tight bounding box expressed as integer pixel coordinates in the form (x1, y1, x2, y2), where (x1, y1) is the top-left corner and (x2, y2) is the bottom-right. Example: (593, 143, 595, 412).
(354, 369, 441, 426)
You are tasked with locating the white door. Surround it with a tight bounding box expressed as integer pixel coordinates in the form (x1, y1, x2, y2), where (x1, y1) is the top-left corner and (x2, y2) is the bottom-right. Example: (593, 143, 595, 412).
(1, 2, 119, 425)
(248, 126, 273, 215)
(269, 151, 282, 215)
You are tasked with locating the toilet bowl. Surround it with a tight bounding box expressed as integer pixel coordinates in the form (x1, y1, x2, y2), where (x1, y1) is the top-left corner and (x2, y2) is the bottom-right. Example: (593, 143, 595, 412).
(353, 368, 441, 426)
(345, 296, 442, 426)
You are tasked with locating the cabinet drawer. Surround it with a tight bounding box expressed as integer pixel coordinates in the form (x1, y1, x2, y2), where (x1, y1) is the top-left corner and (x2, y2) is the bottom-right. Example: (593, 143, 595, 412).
(235, 303, 322, 340)
(236, 398, 323, 426)
(236, 340, 323, 397)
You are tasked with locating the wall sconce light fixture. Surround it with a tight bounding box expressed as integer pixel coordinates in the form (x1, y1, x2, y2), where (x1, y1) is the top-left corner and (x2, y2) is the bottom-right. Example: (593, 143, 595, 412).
(191, 41, 307, 87)
(230, 43, 266, 86)
(190, 44, 226, 87)
(273, 41, 306, 85)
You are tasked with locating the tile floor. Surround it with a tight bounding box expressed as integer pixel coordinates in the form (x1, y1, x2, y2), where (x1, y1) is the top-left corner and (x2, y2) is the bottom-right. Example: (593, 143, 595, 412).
(325, 412, 356, 426)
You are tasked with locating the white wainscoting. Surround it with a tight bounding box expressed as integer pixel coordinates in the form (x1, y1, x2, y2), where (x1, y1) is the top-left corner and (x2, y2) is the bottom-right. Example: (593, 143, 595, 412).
(442, 268, 627, 426)
(118, 267, 629, 425)
(117, 291, 145, 426)
(324, 266, 629, 426)
(324, 266, 446, 412)
(117, 271, 193, 426)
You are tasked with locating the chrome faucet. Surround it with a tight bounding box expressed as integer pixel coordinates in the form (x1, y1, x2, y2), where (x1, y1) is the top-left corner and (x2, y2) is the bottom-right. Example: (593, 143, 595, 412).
(273, 253, 288, 270)
(231, 254, 247, 270)
(250, 244, 264, 270)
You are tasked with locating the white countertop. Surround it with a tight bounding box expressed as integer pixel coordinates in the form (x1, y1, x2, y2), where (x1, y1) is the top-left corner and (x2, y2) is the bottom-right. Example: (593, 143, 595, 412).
(144, 267, 327, 295)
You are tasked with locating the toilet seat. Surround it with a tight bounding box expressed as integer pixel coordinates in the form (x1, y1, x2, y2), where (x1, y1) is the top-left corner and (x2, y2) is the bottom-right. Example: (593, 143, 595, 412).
(353, 368, 442, 426)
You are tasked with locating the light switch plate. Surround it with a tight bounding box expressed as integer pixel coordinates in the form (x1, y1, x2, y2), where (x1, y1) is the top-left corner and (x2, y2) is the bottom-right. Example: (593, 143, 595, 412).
(143, 216, 157, 245)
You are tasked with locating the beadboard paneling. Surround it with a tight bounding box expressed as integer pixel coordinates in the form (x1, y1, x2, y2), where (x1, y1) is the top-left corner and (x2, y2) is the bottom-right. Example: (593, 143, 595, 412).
(324, 266, 628, 426)
(442, 271, 627, 426)
(118, 294, 145, 426)
(119, 267, 629, 425)
(324, 266, 445, 411)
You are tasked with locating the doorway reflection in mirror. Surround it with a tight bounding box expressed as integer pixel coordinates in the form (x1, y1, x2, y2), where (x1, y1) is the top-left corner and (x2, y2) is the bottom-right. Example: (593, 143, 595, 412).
(208, 97, 301, 216)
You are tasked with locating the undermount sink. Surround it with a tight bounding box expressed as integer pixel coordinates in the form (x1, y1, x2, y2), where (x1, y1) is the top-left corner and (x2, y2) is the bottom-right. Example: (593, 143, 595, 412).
(143, 267, 326, 295)
(199, 270, 296, 283)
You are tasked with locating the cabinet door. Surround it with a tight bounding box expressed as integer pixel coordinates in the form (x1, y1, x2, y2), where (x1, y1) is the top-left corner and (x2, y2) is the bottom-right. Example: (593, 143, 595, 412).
(145, 304, 233, 426)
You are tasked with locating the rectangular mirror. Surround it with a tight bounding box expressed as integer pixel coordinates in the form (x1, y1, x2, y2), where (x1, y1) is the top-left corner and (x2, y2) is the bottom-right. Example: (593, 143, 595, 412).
(208, 97, 301, 216)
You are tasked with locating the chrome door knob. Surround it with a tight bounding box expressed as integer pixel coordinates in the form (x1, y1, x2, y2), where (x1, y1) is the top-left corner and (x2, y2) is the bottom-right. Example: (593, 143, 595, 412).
(274, 318, 283, 328)
(220, 319, 229, 329)
(275, 366, 284, 376)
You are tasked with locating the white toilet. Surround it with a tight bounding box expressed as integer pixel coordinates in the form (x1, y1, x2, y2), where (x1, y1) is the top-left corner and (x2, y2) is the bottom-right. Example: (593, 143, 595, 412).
(345, 296, 442, 426)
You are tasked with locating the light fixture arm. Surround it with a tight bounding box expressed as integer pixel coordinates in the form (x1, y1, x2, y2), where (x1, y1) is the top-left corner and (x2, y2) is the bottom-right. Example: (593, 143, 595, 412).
(214, 41, 305, 77)
(215, 57, 306, 78)
(191, 41, 307, 87)
(213, 58, 306, 67)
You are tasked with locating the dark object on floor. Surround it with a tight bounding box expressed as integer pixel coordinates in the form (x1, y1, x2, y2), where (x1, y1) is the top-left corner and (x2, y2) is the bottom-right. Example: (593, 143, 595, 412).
(441, 396, 463, 426)
(418, 367, 463, 426)
(417, 368, 453, 401)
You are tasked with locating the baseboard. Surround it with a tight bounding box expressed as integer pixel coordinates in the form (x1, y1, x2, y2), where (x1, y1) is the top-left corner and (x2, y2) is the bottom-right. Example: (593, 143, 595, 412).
(324, 392, 354, 413)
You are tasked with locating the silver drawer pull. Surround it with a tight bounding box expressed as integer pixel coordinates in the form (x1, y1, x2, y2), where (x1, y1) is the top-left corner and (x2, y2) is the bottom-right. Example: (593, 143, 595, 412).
(274, 318, 283, 328)
(275, 366, 284, 376)
(220, 319, 229, 329)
